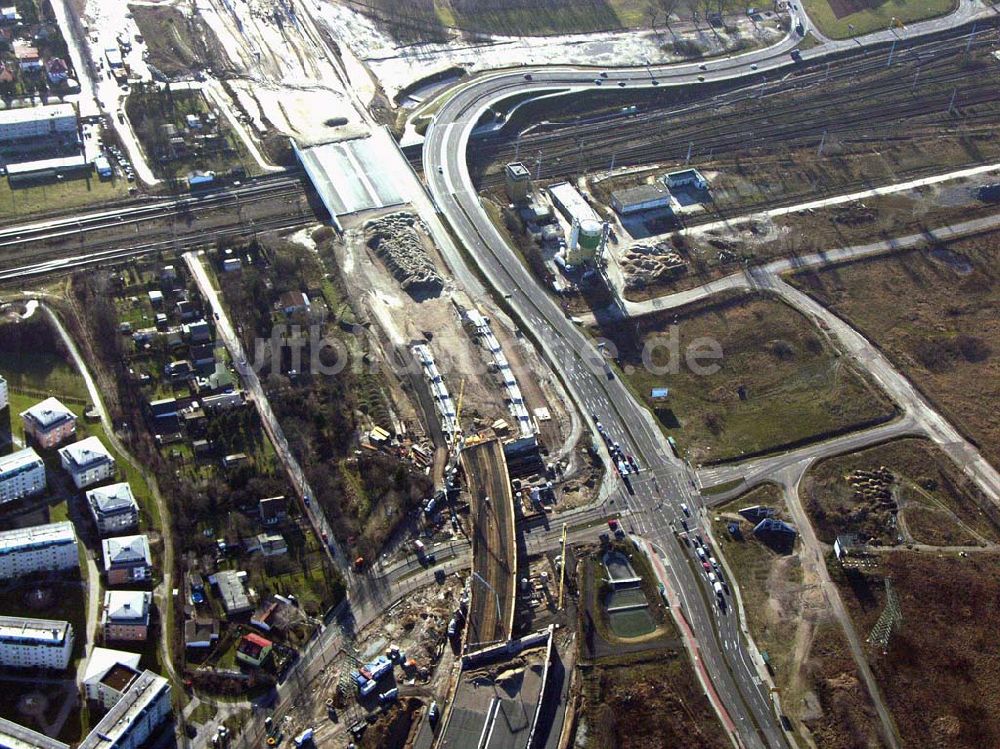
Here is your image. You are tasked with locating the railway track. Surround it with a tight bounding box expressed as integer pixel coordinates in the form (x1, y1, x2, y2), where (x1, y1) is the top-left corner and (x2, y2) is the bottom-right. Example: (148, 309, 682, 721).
(471, 26, 1000, 202)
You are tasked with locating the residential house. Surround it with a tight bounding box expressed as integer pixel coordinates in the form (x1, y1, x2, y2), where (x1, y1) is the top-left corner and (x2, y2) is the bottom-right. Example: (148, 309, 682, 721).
(147, 290, 163, 307)
(102, 590, 152, 642)
(0, 7, 22, 24)
(86, 482, 139, 536)
(184, 319, 211, 344)
(278, 291, 310, 316)
(0, 447, 46, 504)
(235, 633, 273, 667)
(82, 647, 142, 709)
(20, 397, 77, 448)
(190, 344, 216, 371)
(184, 619, 219, 650)
(0, 616, 74, 670)
(222, 453, 249, 471)
(101, 535, 152, 585)
(211, 570, 251, 616)
(165, 360, 194, 382)
(45, 57, 68, 84)
(202, 391, 243, 412)
(0, 521, 78, 581)
(251, 599, 283, 632)
(59, 436, 115, 489)
(258, 496, 288, 527)
(246, 533, 287, 557)
(13, 41, 40, 71)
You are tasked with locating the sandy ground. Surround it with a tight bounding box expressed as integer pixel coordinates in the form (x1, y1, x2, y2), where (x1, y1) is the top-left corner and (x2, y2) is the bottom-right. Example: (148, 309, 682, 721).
(318, 3, 786, 101)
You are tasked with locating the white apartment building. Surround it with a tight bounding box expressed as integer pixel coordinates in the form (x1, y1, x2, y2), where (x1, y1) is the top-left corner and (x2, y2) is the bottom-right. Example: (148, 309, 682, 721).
(0, 103, 78, 143)
(78, 670, 172, 749)
(59, 436, 115, 489)
(82, 647, 142, 710)
(87, 482, 139, 536)
(0, 716, 69, 749)
(0, 447, 46, 504)
(0, 521, 78, 581)
(0, 616, 74, 670)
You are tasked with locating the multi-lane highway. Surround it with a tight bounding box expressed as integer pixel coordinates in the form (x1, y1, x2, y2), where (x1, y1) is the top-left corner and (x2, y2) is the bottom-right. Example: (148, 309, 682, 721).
(416, 12, 998, 746)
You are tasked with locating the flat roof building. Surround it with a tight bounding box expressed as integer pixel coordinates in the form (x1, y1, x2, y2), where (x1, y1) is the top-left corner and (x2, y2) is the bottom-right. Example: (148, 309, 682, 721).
(0, 616, 74, 670)
(82, 647, 142, 710)
(0, 103, 77, 142)
(78, 669, 171, 749)
(610, 182, 673, 215)
(547, 182, 602, 226)
(0, 521, 78, 581)
(0, 447, 46, 504)
(0, 716, 69, 749)
(212, 569, 251, 616)
(59, 436, 115, 489)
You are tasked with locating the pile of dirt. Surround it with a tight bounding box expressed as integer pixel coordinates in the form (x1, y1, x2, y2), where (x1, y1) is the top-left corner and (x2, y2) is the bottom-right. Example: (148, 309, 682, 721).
(620, 243, 688, 290)
(364, 212, 443, 297)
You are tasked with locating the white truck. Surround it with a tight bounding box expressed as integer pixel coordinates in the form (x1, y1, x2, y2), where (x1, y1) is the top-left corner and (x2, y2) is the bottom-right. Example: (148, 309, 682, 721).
(713, 581, 724, 597)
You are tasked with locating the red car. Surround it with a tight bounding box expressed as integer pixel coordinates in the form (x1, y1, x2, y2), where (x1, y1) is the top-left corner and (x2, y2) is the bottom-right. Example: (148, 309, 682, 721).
(702, 562, 712, 572)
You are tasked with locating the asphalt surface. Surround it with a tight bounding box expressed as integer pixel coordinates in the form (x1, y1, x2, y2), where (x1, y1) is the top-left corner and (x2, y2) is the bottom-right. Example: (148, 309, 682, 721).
(419, 12, 1000, 744)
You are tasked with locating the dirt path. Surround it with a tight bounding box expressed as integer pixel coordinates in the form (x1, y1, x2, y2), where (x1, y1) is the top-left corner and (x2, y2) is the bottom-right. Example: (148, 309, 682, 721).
(775, 462, 901, 749)
(40, 302, 181, 686)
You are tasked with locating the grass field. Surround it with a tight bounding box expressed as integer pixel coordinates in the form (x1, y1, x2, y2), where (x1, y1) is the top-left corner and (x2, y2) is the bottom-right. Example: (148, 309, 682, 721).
(0, 174, 127, 222)
(791, 238, 999, 473)
(802, 438, 1000, 547)
(711, 485, 884, 746)
(596, 292, 897, 463)
(802, 0, 956, 39)
(834, 550, 1000, 747)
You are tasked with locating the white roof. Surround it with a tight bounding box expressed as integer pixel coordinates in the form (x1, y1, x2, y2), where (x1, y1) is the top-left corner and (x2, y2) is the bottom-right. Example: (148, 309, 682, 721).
(59, 436, 113, 468)
(0, 103, 75, 126)
(0, 717, 68, 749)
(82, 647, 141, 686)
(0, 521, 75, 555)
(0, 446, 43, 475)
(87, 482, 137, 513)
(101, 534, 151, 569)
(21, 396, 76, 429)
(0, 615, 70, 645)
(78, 670, 170, 749)
(103, 590, 151, 623)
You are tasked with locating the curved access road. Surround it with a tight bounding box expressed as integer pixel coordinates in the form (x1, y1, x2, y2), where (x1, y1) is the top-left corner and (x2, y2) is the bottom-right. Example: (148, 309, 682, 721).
(419, 9, 993, 748)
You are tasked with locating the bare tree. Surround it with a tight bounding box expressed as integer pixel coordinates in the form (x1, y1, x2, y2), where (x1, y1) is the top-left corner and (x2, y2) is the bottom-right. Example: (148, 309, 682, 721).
(659, 0, 681, 33)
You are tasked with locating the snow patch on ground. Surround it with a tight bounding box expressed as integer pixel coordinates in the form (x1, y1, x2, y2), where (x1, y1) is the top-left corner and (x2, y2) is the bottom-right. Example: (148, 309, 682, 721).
(318, 3, 785, 100)
(229, 80, 365, 146)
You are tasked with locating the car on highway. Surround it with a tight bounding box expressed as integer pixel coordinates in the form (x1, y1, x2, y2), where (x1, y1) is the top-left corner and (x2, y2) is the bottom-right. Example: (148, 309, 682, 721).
(791, 49, 802, 62)
(523, 73, 532, 80)
(594, 79, 602, 85)
(698, 75, 705, 82)
(437, 166, 443, 173)
(681, 503, 690, 516)
(617, 81, 626, 87)
(702, 561, 712, 572)
(651, 79, 659, 85)
(600, 71, 608, 78)
(699, 63, 707, 70)
(750, 63, 758, 70)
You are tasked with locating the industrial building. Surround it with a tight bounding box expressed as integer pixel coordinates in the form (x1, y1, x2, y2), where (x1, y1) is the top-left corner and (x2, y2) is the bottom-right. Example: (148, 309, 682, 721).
(0, 521, 79, 581)
(20, 397, 77, 448)
(547, 181, 602, 225)
(0, 104, 78, 153)
(664, 168, 709, 191)
(566, 218, 605, 266)
(504, 161, 532, 202)
(0, 447, 46, 504)
(0, 616, 74, 670)
(87, 482, 139, 536)
(610, 182, 673, 215)
(59, 436, 116, 489)
(78, 670, 172, 749)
